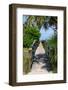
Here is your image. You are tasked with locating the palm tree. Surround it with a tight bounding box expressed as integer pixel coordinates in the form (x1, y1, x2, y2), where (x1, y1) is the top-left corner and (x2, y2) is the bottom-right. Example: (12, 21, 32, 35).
(47, 35, 57, 73)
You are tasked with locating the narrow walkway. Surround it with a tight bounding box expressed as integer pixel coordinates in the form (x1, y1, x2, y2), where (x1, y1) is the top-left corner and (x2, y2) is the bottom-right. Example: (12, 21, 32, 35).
(29, 62, 49, 74)
(28, 42, 52, 75)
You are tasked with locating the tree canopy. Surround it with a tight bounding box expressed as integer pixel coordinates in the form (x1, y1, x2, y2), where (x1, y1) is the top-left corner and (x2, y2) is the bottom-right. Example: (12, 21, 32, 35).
(23, 15, 57, 48)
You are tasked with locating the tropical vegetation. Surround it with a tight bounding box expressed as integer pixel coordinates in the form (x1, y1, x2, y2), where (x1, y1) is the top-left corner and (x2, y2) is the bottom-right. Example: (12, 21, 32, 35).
(23, 15, 57, 74)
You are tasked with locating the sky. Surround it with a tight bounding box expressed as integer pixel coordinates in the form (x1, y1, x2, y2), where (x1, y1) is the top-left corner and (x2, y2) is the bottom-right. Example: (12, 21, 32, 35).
(23, 15, 28, 24)
(39, 25, 54, 41)
(23, 16, 55, 41)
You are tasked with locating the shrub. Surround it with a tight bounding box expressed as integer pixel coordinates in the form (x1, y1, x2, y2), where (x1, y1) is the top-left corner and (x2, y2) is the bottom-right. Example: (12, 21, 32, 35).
(47, 35, 57, 73)
(23, 26, 40, 48)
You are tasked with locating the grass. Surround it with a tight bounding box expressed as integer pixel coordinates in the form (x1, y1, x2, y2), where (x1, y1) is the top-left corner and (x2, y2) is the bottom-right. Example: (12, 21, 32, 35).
(23, 48, 32, 74)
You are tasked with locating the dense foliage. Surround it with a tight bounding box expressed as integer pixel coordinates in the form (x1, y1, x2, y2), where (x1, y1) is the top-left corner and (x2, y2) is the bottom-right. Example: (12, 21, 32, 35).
(23, 25, 40, 48)
(47, 35, 57, 72)
(23, 15, 57, 74)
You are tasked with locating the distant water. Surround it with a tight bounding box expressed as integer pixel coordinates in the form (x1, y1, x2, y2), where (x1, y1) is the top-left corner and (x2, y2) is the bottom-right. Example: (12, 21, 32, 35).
(39, 25, 54, 41)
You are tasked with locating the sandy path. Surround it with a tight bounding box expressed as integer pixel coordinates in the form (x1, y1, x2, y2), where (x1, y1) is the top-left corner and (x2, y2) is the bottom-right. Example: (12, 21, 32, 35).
(35, 42, 45, 55)
(28, 42, 51, 75)
(28, 62, 49, 74)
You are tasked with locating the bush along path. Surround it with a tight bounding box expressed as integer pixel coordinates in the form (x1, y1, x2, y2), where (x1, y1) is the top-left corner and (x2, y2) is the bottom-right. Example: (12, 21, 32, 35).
(28, 42, 52, 75)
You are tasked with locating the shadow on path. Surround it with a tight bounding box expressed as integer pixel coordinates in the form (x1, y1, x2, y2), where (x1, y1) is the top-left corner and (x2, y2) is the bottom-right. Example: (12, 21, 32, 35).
(29, 54, 52, 75)
(35, 54, 51, 72)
